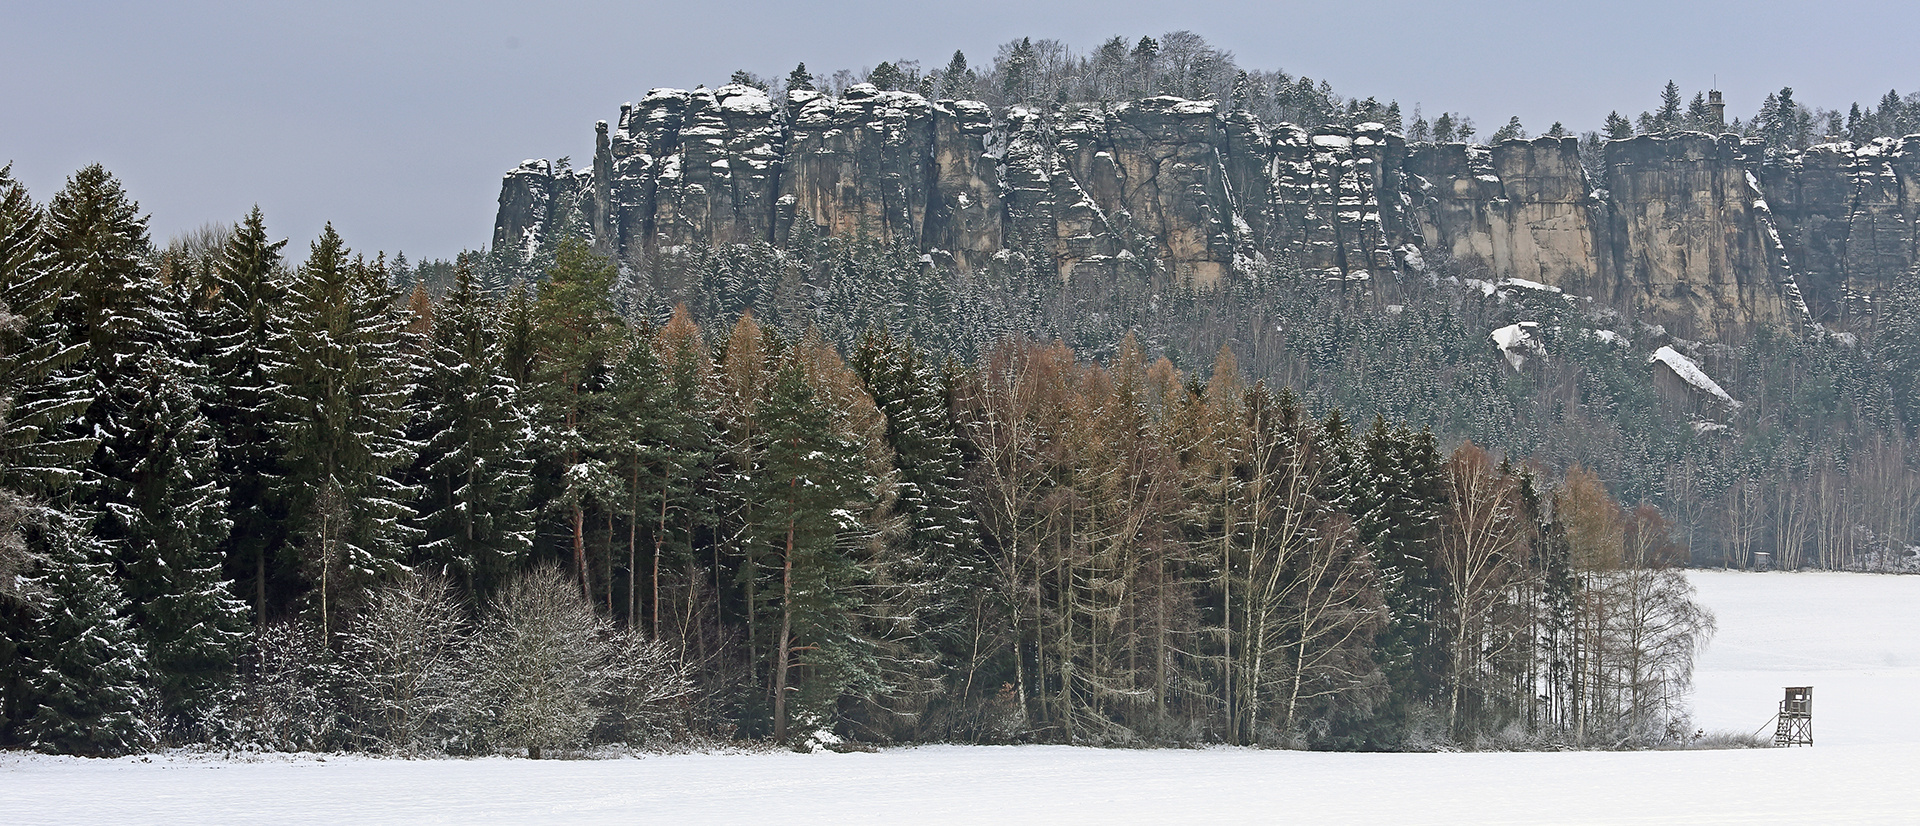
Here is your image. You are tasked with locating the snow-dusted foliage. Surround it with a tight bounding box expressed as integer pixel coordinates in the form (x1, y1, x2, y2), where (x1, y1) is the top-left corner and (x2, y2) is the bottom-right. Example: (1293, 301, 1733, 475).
(467, 565, 617, 758)
(13, 512, 152, 755)
(338, 573, 470, 754)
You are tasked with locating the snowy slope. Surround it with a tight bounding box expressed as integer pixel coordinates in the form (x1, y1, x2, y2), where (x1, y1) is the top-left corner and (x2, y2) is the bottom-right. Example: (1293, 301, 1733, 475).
(4, 571, 1918, 825)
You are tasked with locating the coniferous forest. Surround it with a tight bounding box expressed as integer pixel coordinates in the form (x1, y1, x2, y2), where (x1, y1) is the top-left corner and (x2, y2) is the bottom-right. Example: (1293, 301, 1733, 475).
(0, 162, 1736, 757)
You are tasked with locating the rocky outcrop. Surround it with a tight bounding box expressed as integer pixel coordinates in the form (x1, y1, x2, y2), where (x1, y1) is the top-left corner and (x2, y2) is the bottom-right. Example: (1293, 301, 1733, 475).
(496, 87, 1920, 342)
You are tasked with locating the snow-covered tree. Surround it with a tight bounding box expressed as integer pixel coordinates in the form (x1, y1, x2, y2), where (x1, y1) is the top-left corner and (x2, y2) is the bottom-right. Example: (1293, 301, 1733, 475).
(339, 572, 469, 753)
(272, 224, 419, 637)
(14, 512, 152, 755)
(43, 164, 245, 731)
(406, 262, 533, 600)
(469, 564, 615, 758)
(203, 207, 291, 625)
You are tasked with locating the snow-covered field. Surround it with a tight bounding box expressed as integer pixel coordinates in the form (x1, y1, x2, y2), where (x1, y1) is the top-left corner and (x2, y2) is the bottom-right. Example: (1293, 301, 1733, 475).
(4, 570, 1917, 824)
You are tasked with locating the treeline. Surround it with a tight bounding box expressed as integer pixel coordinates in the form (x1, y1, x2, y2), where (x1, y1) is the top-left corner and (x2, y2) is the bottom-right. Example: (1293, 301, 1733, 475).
(0, 164, 1714, 755)
(736, 31, 1399, 133)
(728, 31, 1920, 155)
(558, 216, 1917, 577)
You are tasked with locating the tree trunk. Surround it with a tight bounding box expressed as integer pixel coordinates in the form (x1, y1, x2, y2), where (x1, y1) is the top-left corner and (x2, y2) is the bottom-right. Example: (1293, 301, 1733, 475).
(773, 510, 796, 742)
(572, 502, 588, 600)
(628, 460, 639, 629)
(655, 473, 669, 636)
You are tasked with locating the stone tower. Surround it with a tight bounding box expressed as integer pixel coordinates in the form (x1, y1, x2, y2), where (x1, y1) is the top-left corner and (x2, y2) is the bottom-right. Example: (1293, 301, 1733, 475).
(1708, 90, 1726, 128)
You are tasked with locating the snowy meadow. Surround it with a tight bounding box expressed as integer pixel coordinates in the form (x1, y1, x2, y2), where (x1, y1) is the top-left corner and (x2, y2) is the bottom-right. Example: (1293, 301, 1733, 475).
(4, 569, 1915, 824)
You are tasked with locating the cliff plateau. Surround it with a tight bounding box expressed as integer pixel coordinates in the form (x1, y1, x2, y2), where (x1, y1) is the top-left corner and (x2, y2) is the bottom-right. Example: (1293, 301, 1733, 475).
(496, 83, 1920, 342)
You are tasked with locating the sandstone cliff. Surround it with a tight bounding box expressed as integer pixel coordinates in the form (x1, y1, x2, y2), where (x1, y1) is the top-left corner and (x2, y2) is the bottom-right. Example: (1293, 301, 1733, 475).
(496, 83, 1920, 342)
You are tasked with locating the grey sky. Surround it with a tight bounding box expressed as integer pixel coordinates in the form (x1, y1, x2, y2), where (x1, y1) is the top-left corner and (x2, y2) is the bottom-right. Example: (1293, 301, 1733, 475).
(5, 1, 1915, 261)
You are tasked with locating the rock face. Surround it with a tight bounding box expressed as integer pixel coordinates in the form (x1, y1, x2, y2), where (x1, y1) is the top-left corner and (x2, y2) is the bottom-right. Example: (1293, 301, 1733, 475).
(497, 85, 1920, 342)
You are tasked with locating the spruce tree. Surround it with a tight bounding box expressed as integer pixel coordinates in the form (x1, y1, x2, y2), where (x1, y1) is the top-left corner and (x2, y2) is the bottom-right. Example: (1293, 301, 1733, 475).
(272, 224, 420, 637)
(0, 167, 97, 745)
(43, 164, 245, 729)
(204, 207, 291, 624)
(1655, 81, 1684, 132)
(849, 330, 979, 707)
(15, 511, 152, 755)
(0, 165, 91, 515)
(1604, 112, 1634, 140)
(115, 353, 245, 727)
(407, 262, 534, 600)
(938, 50, 972, 99)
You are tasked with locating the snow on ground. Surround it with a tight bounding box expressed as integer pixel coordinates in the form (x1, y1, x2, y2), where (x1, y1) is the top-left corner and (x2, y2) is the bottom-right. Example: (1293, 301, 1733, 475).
(4, 571, 1918, 825)
(1687, 570, 1920, 746)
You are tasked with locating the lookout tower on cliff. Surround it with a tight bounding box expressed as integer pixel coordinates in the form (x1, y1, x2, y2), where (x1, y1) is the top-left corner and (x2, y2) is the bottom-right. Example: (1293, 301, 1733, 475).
(1708, 90, 1727, 128)
(1775, 686, 1812, 746)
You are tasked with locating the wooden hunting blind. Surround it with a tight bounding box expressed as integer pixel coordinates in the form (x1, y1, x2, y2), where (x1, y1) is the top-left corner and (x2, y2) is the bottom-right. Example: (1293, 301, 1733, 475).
(1775, 686, 1812, 746)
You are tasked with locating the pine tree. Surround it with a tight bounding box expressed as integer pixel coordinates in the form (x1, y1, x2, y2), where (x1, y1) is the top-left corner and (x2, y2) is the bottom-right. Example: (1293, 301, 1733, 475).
(407, 262, 534, 600)
(757, 350, 875, 742)
(604, 324, 673, 631)
(786, 63, 814, 93)
(527, 237, 623, 600)
(1491, 116, 1527, 142)
(203, 207, 291, 625)
(651, 307, 719, 648)
(272, 224, 420, 637)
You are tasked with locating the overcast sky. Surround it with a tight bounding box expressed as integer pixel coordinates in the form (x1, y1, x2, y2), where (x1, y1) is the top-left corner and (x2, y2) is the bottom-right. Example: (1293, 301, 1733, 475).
(5, 0, 1916, 260)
